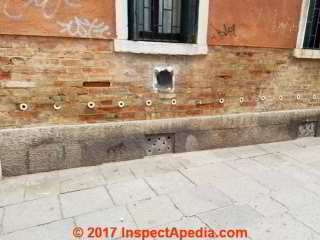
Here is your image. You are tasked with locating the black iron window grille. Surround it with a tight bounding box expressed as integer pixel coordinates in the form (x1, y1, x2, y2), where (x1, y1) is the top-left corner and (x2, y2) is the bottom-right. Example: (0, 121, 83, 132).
(128, 0, 199, 43)
(304, 0, 320, 49)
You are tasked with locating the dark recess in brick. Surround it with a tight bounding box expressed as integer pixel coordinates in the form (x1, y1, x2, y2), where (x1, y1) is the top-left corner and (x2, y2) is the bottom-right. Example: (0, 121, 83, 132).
(83, 81, 111, 87)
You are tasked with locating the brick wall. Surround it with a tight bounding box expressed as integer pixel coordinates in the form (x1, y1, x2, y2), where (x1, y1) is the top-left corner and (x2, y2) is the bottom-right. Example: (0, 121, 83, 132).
(0, 35, 320, 128)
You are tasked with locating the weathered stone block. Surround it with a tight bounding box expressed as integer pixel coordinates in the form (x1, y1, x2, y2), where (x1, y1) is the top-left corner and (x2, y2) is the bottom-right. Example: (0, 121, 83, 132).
(28, 144, 65, 174)
(175, 124, 291, 153)
(64, 143, 82, 169)
(0, 109, 320, 176)
(0, 147, 28, 176)
(80, 137, 145, 165)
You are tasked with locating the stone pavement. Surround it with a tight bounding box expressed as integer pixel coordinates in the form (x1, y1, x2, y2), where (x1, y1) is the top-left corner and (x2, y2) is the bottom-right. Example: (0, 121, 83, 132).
(1, 138, 320, 239)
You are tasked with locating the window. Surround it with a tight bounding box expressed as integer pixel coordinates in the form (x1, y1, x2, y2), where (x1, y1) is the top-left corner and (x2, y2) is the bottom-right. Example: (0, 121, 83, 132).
(295, 0, 320, 58)
(303, 0, 320, 49)
(114, 0, 209, 55)
(128, 0, 199, 43)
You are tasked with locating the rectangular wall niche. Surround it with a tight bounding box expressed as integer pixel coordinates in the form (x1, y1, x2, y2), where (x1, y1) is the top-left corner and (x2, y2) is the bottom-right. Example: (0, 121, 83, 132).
(153, 67, 174, 92)
(144, 133, 175, 156)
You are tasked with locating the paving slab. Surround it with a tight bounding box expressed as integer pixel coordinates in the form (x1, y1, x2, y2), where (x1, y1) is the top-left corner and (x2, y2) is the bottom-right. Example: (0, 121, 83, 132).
(3, 196, 61, 233)
(305, 182, 320, 196)
(107, 179, 155, 205)
(144, 171, 194, 194)
(258, 141, 303, 153)
(250, 213, 320, 240)
(1, 139, 320, 239)
(212, 176, 270, 204)
(129, 157, 185, 178)
(298, 161, 320, 180)
(173, 148, 238, 168)
(224, 158, 269, 177)
(181, 162, 244, 185)
(291, 201, 320, 234)
(60, 186, 113, 218)
(249, 169, 305, 191)
(58, 166, 98, 180)
(252, 153, 294, 169)
(24, 172, 60, 201)
(127, 196, 183, 228)
(281, 146, 320, 164)
(159, 217, 208, 240)
(0, 177, 26, 207)
(271, 186, 320, 210)
(0, 208, 3, 234)
(247, 196, 288, 217)
(229, 145, 268, 159)
(169, 184, 232, 216)
(308, 160, 320, 175)
(99, 162, 136, 185)
(75, 207, 136, 238)
(198, 204, 263, 229)
(1, 219, 74, 240)
(59, 167, 105, 193)
(208, 148, 240, 161)
(292, 137, 320, 148)
(277, 163, 320, 185)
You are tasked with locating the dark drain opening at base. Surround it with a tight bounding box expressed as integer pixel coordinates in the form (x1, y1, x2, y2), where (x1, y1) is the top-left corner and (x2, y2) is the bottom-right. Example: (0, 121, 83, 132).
(144, 133, 175, 156)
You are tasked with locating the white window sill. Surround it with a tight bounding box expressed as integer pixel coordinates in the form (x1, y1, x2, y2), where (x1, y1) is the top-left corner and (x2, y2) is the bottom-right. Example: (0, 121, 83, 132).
(114, 40, 208, 55)
(293, 48, 320, 59)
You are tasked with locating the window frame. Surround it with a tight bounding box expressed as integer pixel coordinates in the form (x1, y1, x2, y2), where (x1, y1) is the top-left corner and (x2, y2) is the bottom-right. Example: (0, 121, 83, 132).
(114, 0, 209, 55)
(294, 0, 320, 58)
(128, 0, 189, 43)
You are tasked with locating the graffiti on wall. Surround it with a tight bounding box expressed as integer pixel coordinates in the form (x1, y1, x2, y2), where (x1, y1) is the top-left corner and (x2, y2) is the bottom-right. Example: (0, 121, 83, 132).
(211, 24, 237, 39)
(3, 0, 81, 20)
(1, 0, 114, 39)
(57, 17, 111, 38)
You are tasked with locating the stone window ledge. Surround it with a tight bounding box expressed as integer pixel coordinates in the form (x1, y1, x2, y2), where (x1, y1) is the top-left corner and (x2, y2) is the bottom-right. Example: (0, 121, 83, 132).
(114, 40, 208, 55)
(293, 48, 320, 59)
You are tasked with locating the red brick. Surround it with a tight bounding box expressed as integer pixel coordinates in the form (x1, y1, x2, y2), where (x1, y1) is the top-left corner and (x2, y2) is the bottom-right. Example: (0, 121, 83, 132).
(0, 71, 11, 80)
(0, 35, 319, 127)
